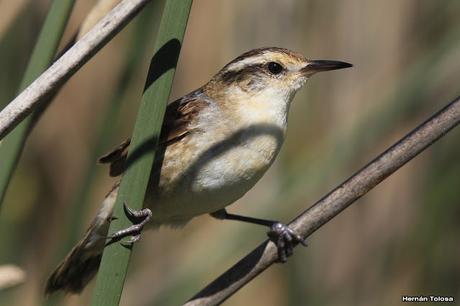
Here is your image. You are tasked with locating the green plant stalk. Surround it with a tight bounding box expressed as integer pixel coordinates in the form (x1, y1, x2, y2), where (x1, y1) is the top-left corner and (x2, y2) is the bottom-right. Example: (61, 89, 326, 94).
(44, 6, 164, 306)
(0, 6, 35, 108)
(90, 1, 192, 305)
(0, 0, 75, 209)
(58, 0, 164, 258)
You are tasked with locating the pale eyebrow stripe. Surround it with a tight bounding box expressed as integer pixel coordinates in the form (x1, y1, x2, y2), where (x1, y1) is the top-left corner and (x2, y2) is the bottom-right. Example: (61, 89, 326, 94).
(225, 54, 269, 72)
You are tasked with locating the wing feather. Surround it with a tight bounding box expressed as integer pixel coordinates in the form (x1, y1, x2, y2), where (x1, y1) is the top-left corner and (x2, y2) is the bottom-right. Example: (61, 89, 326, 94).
(99, 89, 208, 177)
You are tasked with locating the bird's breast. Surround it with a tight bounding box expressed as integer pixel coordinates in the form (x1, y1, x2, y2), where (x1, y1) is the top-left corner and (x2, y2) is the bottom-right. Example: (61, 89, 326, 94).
(146, 121, 285, 224)
(193, 129, 283, 192)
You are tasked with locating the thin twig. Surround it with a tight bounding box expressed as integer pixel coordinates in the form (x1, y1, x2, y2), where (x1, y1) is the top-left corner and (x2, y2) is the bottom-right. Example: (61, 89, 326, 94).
(77, 0, 122, 39)
(0, 0, 152, 140)
(185, 95, 460, 306)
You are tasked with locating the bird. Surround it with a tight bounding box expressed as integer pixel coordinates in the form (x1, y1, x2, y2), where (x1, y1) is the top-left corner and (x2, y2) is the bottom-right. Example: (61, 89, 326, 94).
(45, 47, 352, 295)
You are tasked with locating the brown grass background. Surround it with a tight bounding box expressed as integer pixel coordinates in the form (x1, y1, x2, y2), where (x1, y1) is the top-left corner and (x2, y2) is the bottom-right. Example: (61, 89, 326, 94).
(0, 0, 459, 305)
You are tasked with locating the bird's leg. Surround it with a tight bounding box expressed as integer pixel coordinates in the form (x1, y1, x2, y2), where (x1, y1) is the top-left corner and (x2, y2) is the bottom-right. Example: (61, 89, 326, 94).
(108, 202, 152, 245)
(210, 209, 307, 262)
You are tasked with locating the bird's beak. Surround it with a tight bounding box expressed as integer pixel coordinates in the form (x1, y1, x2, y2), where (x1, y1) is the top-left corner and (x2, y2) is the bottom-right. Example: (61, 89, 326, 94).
(301, 60, 352, 76)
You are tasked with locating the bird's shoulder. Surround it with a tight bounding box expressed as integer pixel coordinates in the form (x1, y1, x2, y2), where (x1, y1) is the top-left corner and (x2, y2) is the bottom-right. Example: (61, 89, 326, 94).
(98, 88, 211, 177)
(161, 88, 210, 145)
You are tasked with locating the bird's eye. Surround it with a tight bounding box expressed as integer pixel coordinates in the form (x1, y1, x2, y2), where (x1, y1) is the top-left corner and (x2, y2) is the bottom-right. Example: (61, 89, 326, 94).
(267, 62, 284, 75)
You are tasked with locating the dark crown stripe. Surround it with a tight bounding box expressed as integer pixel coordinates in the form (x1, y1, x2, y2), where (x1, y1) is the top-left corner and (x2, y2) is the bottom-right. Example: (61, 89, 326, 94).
(220, 63, 266, 84)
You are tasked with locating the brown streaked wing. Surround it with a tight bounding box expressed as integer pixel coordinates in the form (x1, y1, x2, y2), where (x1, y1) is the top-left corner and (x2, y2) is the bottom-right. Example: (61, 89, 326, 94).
(98, 138, 130, 177)
(98, 90, 208, 177)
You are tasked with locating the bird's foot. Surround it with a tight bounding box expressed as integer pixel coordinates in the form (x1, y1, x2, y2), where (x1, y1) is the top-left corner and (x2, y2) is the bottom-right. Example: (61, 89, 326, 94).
(108, 202, 152, 245)
(267, 222, 307, 263)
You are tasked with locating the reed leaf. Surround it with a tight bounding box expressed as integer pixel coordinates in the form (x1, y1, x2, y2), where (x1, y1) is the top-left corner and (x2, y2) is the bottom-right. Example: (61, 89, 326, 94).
(90, 1, 192, 305)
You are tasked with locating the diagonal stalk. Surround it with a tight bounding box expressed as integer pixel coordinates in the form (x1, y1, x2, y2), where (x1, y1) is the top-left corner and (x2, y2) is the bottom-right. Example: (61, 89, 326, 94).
(185, 95, 460, 305)
(0, 0, 75, 209)
(90, 1, 193, 305)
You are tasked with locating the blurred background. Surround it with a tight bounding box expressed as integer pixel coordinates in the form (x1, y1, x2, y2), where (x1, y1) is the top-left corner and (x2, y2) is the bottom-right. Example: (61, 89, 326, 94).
(0, 0, 459, 305)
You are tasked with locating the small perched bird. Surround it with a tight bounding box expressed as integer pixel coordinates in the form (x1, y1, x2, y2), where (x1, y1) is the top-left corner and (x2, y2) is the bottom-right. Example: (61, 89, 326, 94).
(45, 47, 352, 295)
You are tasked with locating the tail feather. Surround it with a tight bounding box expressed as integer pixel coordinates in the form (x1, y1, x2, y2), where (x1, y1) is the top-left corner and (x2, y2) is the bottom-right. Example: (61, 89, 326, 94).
(45, 239, 103, 295)
(45, 184, 118, 295)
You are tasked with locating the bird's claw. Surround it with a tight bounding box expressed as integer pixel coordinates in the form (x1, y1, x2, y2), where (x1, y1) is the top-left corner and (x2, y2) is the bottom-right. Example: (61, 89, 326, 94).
(267, 222, 307, 263)
(108, 202, 152, 245)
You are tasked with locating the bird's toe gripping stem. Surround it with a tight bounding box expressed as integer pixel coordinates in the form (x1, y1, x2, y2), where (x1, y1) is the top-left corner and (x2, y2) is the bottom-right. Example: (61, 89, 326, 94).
(108, 202, 152, 245)
(267, 222, 307, 263)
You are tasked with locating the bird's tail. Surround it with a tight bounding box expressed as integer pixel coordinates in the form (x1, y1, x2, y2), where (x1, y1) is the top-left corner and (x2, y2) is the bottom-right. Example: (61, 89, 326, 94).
(45, 184, 119, 295)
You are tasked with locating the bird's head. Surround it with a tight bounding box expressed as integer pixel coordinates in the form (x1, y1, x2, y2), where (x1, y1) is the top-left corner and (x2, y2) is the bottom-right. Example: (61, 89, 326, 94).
(203, 47, 352, 131)
(207, 47, 352, 104)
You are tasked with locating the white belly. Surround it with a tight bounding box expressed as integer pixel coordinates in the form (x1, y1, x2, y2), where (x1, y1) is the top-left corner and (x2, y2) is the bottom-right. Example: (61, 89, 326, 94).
(145, 128, 284, 226)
